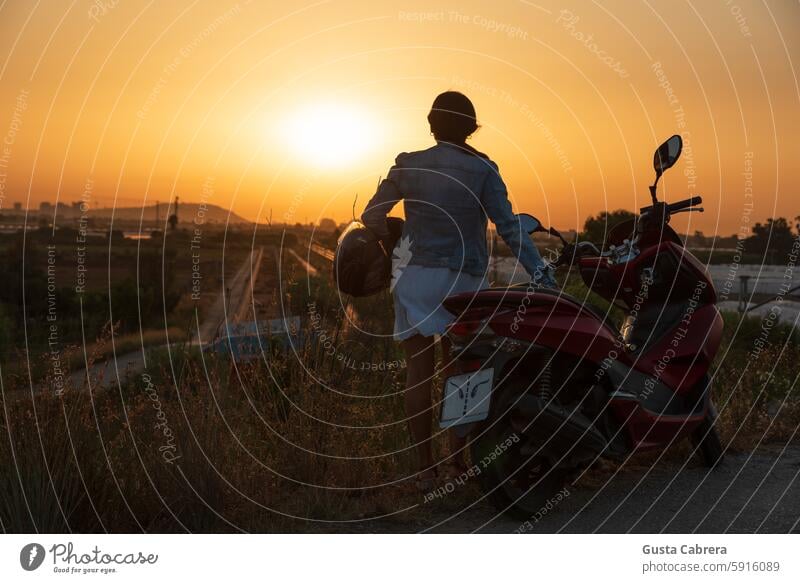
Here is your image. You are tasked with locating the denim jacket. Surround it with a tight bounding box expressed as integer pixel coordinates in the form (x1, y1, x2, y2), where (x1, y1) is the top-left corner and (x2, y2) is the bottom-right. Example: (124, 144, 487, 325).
(361, 142, 554, 285)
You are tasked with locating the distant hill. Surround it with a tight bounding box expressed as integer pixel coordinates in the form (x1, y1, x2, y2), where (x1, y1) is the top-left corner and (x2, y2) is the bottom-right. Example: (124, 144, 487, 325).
(87, 203, 249, 223)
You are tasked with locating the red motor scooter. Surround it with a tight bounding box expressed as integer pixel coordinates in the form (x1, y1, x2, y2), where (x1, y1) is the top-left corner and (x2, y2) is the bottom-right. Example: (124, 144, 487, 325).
(440, 135, 724, 518)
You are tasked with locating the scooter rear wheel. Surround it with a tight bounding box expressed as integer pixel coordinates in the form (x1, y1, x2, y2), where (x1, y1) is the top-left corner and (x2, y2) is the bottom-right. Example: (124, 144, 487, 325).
(471, 420, 567, 520)
(690, 403, 724, 468)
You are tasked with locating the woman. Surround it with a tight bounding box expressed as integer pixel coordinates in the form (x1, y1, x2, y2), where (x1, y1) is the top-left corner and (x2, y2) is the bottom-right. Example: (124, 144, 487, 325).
(362, 91, 555, 487)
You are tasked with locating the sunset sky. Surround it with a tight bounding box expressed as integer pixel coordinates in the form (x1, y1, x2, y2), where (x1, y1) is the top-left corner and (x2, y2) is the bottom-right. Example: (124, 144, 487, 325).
(0, 0, 798, 234)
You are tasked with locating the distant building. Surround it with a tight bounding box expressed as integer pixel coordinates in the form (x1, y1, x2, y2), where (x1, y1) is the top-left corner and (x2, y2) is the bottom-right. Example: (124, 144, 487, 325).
(39, 201, 53, 213)
(318, 218, 337, 231)
(13, 202, 22, 211)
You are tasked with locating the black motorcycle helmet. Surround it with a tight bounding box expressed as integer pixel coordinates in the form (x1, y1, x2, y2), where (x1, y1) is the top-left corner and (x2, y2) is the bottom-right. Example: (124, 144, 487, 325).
(333, 217, 404, 297)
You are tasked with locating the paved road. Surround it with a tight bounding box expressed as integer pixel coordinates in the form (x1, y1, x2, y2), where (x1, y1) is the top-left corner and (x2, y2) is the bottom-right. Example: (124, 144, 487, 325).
(197, 246, 263, 344)
(412, 445, 800, 533)
(287, 247, 319, 277)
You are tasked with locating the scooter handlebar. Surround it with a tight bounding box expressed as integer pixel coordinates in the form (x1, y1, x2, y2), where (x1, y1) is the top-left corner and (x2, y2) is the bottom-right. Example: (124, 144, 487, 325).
(553, 240, 602, 268)
(667, 196, 703, 212)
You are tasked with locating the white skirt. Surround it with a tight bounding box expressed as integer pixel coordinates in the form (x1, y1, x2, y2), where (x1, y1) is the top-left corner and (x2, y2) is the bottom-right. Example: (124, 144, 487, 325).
(392, 265, 486, 341)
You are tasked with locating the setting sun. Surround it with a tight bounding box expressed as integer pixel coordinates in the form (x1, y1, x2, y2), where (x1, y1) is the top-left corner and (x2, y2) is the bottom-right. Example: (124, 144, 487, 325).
(280, 102, 379, 168)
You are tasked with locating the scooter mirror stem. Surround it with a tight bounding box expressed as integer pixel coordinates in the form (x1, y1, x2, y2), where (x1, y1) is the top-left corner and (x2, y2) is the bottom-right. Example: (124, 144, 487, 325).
(549, 227, 568, 246)
(648, 180, 659, 205)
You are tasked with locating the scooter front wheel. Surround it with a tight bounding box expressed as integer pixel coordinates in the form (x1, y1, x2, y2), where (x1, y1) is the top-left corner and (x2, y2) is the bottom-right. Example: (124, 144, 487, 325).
(471, 420, 567, 520)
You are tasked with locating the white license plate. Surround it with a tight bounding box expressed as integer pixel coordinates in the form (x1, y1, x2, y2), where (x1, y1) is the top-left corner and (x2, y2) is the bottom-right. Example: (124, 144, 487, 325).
(440, 368, 494, 428)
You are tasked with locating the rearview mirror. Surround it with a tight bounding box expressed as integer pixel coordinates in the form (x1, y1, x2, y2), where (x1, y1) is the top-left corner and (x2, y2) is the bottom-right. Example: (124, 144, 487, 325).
(653, 135, 682, 176)
(518, 213, 543, 234)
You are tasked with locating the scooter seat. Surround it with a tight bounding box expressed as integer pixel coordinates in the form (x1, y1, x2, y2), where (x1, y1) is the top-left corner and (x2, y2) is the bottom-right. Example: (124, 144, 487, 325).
(503, 283, 615, 328)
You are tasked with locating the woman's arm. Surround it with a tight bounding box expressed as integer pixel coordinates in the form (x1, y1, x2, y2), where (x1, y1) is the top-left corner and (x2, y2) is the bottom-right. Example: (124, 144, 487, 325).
(361, 161, 404, 240)
(482, 164, 556, 287)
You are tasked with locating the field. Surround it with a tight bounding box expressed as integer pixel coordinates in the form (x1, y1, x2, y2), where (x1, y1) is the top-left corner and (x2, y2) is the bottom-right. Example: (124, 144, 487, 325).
(0, 226, 274, 383)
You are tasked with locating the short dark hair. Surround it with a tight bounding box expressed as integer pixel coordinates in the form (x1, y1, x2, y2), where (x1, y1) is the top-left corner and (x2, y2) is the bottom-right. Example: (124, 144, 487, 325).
(427, 91, 478, 143)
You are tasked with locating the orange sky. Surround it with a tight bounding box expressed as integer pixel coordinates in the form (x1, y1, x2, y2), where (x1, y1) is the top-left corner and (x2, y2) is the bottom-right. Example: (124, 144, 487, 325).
(0, 0, 798, 234)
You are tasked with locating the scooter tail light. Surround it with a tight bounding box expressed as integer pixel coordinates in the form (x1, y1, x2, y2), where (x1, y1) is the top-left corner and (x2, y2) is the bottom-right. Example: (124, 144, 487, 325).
(447, 319, 496, 338)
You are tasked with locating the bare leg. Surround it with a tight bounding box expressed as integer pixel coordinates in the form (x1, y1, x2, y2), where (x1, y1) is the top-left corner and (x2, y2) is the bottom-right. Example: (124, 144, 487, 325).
(440, 335, 467, 470)
(402, 334, 436, 478)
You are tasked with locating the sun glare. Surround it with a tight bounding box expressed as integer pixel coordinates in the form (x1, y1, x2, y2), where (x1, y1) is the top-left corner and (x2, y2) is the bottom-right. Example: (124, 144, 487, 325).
(281, 102, 377, 168)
